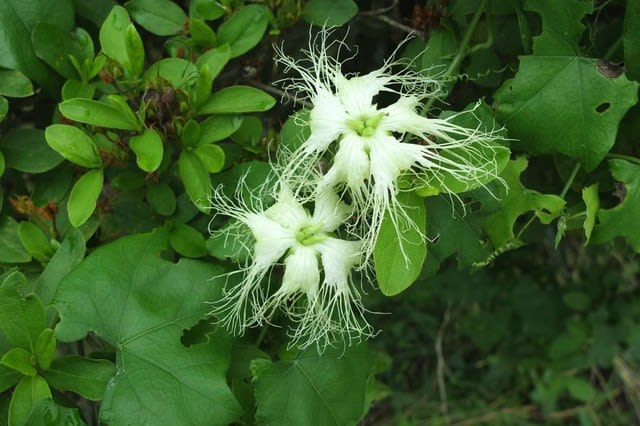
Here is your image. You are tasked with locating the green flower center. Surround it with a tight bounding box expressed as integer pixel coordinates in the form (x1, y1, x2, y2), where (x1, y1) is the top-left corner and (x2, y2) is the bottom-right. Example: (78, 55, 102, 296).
(295, 223, 326, 246)
(346, 112, 385, 137)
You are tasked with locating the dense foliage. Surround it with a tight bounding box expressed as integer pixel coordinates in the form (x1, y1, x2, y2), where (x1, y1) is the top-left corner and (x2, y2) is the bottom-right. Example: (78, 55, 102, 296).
(0, 0, 639, 424)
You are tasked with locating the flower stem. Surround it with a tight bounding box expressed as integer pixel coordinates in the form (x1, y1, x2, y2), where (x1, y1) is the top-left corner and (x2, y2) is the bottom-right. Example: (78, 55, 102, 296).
(425, 0, 488, 111)
(516, 162, 581, 239)
(560, 162, 582, 199)
(256, 324, 270, 347)
(606, 153, 640, 166)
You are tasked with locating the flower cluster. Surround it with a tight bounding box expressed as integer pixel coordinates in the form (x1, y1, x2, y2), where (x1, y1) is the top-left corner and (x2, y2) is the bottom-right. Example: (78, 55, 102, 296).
(209, 28, 508, 351)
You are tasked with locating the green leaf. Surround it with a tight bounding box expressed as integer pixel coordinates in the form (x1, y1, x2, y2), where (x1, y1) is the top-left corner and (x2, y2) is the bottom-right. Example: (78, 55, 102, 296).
(24, 399, 85, 426)
(484, 157, 565, 248)
(548, 321, 589, 359)
(524, 0, 592, 56)
(18, 222, 54, 263)
(9, 375, 51, 426)
(423, 196, 490, 274)
(0, 271, 46, 349)
(129, 128, 164, 172)
(562, 291, 591, 311)
(146, 183, 176, 216)
(45, 125, 101, 168)
(34, 329, 55, 371)
(279, 109, 310, 151)
(126, 0, 187, 36)
(582, 183, 599, 244)
(99, 5, 144, 78)
(420, 140, 510, 195)
(494, 56, 639, 170)
(0, 149, 4, 177)
(106, 94, 142, 129)
(194, 143, 225, 173)
(190, 0, 225, 20)
(207, 221, 251, 263)
(195, 44, 231, 82)
(0, 0, 74, 95)
(53, 229, 242, 425)
(31, 25, 93, 80)
(624, 0, 640, 81)
(181, 119, 201, 147)
(1, 348, 37, 376)
(0, 215, 32, 263)
(0, 95, 7, 121)
(144, 57, 199, 88)
(73, 0, 117, 27)
(198, 115, 243, 144)
(189, 17, 216, 47)
(0, 69, 33, 97)
(217, 5, 269, 58)
(417, 103, 510, 195)
(42, 356, 115, 401)
(198, 85, 275, 114)
(421, 27, 458, 71)
(178, 150, 211, 211)
(253, 345, 372, 425)
(0, 365, 20, 392)
(67, 168, 103, 228)
(34, 228, 86, 305)
(1, 128, 64, 173)
(374, 191, 427, 296)
(301, 0, 358, 26)
(169, 223, 206, 258)
(61, 79, 95, 100)
(59, 98, 141, 131)
(192, 63, 213, 107)
(231, 115, 262, 148)
(591, 160, 640, 252)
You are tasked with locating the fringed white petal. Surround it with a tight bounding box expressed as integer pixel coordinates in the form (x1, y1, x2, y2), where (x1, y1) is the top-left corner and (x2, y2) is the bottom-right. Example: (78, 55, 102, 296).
(323, 133, 370, 192)
(335, 70, 388, 116)
(289, 237, 373, 351)
(282, 246, 321, 297)
(245, 213, 295, 268)
(316, 237, 362, 288)
(264, 186, 310, 230)
(308, 88, 350, 151)
(312, 189, 352, 232)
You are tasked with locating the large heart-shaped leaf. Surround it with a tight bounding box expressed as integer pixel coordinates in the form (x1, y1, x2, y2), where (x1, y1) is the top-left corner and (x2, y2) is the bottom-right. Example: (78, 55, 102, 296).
(53, 228, 242, 425)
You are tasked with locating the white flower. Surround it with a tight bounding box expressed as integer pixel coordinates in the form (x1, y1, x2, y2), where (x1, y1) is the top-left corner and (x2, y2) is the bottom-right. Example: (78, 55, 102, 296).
(275, 28, 507, 262)
(209, 181, 373, 350)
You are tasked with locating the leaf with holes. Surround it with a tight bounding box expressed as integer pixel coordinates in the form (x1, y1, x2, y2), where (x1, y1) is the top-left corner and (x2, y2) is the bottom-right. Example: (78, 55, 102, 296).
(53, 228, 242, 425)
(591, 160, 640, 252)
(494, 56, 639, 170)
(524, 0, 592, 56)
(483, 157, 565, 249)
